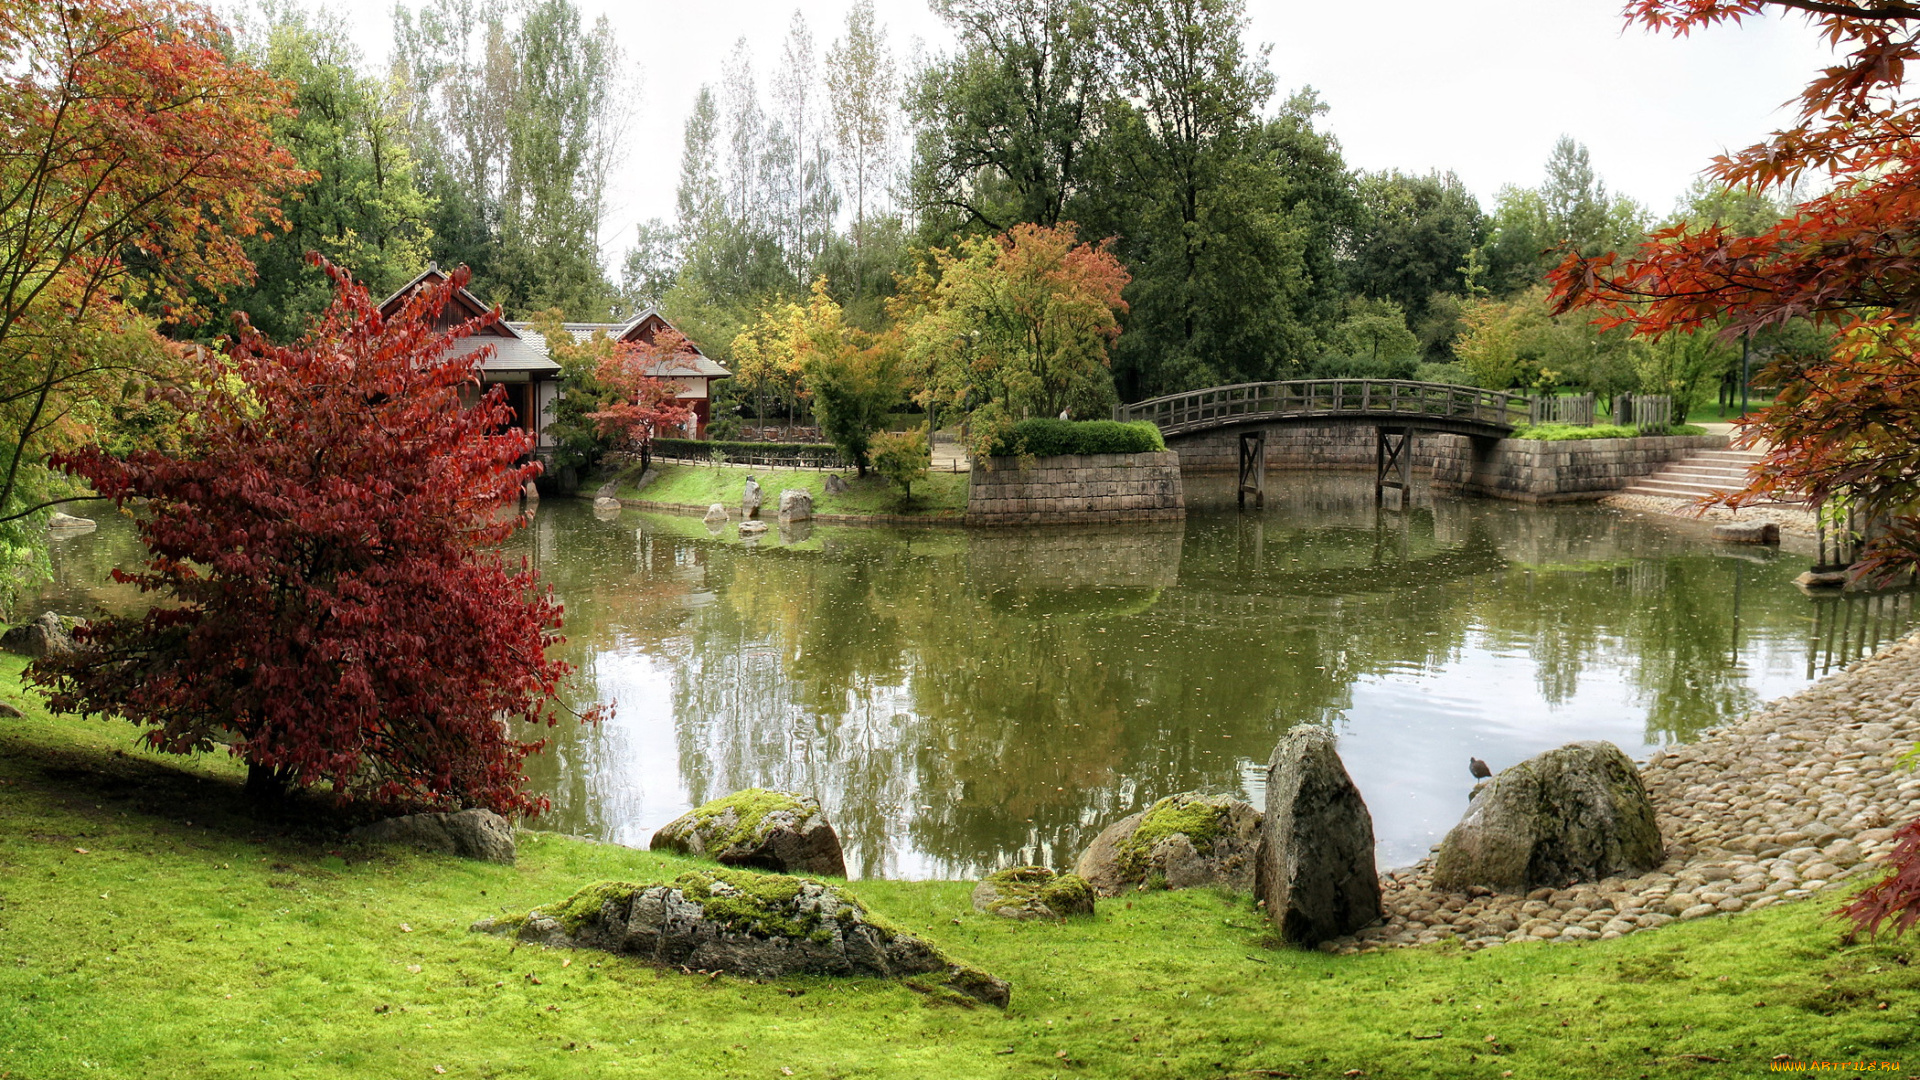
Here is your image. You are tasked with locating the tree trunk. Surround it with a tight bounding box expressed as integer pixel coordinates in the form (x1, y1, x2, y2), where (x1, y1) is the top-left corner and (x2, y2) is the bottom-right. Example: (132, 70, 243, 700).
(244, 761, 288, 814)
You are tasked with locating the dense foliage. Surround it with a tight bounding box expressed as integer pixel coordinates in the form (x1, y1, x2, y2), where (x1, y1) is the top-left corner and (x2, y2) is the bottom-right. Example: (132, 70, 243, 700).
(1551, 0, 1920, 935)
(988, 419, 1165, 458)
(30, 261, 597, 814)
(0, 0, 306, 618)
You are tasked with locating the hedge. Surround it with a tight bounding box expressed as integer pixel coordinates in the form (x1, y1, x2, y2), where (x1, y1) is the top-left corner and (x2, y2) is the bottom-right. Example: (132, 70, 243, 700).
(988, 419, 1166, 458)
(650, 438, 848, 469)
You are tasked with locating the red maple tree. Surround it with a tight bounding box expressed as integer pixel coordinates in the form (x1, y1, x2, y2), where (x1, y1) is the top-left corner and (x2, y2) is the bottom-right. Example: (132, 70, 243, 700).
(587, 329, 696, 466)
(0, 0, 307, 535)
(1553, 0, 1920, 936)
(30, 257, 600, 815)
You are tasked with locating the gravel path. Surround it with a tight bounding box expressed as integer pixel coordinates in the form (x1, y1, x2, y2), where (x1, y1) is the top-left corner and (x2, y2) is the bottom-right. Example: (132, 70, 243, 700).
(1326, 632, 1920, 953)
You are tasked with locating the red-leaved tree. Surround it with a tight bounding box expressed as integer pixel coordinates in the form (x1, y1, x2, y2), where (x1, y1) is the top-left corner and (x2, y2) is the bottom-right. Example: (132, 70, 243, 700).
(587, 329, 695, 467)
(30, 257, 600, 815)
(1552, 0, 1920, 935)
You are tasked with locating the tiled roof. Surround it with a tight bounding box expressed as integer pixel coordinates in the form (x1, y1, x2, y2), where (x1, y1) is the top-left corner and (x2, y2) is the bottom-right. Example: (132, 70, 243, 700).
(506, 318, 732, 380)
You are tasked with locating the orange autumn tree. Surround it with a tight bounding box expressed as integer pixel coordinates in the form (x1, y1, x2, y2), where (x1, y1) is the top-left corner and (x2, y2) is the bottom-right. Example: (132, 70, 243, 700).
(0, 0, 305, 606)
(896, 222, 1130, 459)
(1552, 0, 1920, 936)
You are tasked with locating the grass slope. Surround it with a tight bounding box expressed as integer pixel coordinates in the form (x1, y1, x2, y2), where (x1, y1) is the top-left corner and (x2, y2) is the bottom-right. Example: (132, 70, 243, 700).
(0, 655, 1916, 1079)
(614, 465, 969, 519)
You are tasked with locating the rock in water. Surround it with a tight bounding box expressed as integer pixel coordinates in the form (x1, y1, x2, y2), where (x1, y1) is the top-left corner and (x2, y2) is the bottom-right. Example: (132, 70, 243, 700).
(650, 789, 847, 877)
(1255, 727, 1381, 945)
(704, 503, 729, 526)
(738, 520, 768, 536)
(523, 480, 540, 503)
(473, 870, 1010, 1007)
(46, 512, 95, 530)
(778, 488, 813, 522)
(351, 808, 516, 864)
(593, 496, 622, 512)
(971, 867, 1096, 920)
(1, 612, 74, 659)
(824, 473, 850, 495)
(1431, 741, 1662, 894)
(1075, 793, 1263, 896)
(1713, 521, 1779, 545)
(741, 478, 763, 518)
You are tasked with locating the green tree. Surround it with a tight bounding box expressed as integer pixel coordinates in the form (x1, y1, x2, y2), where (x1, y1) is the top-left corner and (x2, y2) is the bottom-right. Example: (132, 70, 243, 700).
(392, 0, 626, 317)
(910, 0, 1104, 235)
(825, 0, 897, 260)
(1347, 170, 1484, 327)
(792, 282, 904, 474)
(222, 4, 433, 341)
(1093, 0, 1355, 397)
(898, 223, 1130, 456)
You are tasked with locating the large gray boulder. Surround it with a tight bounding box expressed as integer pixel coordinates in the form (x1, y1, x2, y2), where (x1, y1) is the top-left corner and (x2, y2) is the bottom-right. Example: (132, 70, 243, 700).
(741, 478, 763, 518)
(650, 789, 846, 877)
(778, 488, 813, 522)
(1432, 741, 1662, 894)
(1, 612, 74, 659)
(1254, 727, 1381, 946)
(824, 473, 850, 495)
(970, 866, 1095, 921)
(1075, 793, 1262, 896)
(351, 807, 516, 864)
(475, 870, 1010, 1007)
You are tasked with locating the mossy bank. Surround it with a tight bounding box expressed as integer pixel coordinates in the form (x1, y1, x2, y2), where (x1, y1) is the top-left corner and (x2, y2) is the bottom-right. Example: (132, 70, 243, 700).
(1, 653, 1917, 1078)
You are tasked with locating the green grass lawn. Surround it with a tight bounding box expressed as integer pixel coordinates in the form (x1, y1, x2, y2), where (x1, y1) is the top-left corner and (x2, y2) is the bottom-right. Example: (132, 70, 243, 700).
(611, 464, 969, 519)
(1, 653, 1916, 1079)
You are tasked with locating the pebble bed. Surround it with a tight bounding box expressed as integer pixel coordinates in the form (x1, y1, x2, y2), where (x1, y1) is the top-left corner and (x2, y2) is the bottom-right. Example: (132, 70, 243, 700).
(1322, 632, 1920, 954)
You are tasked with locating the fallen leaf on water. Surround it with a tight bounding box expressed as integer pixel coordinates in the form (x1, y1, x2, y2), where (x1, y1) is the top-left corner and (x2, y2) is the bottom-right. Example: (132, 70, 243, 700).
(399, 923, 413, 933)
(73, 848, 89, 854)
(561, 958, 571, 967)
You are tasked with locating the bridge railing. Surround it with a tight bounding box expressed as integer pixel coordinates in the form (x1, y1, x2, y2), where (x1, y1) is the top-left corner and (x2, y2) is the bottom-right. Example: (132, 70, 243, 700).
(1117, 380, 1531, 434)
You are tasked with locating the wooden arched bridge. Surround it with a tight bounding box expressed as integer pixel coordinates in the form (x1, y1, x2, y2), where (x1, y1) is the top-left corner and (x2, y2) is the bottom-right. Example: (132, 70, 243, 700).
(1115, 379, 1532, 506)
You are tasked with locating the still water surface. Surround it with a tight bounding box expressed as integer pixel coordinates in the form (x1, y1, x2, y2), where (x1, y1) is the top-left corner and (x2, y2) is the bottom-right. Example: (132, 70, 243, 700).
(31, 473, 1918, 879)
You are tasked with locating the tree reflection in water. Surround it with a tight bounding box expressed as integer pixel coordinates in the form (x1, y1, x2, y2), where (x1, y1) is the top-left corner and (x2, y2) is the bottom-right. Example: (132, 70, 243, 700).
(27, 476, 1919, 878)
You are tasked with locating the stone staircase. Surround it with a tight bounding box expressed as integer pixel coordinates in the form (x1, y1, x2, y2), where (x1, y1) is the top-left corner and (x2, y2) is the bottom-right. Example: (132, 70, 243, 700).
(1620, 448, 1801, 507)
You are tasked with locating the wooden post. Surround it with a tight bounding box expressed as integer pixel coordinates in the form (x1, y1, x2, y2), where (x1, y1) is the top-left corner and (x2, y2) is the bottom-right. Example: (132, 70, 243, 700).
(1238, 430, 1266, 509)
(1375, 425, 1416, 507)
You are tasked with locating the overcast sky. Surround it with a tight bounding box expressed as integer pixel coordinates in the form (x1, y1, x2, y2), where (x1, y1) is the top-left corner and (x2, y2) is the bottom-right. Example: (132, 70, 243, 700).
(316, 0, 1836, 263)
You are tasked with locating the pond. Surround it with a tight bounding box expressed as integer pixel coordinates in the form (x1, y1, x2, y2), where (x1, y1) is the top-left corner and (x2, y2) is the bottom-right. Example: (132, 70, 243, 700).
(27, 472, 1918, 880)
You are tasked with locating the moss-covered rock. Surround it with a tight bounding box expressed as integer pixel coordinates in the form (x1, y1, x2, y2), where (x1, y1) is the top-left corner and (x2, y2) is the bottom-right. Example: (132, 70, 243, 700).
(649, 788, 846, 877)
(1431, 740, 1663, 894)
(472, 869, 1009, 1007)
(970, 866, 1096, 921)
(1074, 793, 1262, 897)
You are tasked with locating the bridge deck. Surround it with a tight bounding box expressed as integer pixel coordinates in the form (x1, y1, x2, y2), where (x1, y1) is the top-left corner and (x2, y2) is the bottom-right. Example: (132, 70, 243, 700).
(1118, 379, 1529, 438)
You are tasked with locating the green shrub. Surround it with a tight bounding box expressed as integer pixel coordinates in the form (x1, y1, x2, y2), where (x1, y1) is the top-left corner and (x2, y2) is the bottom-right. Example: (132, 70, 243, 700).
(1512, 423, 1638, 441)
(988, 419, 1165, 458)
(1513, 422, 1712, 441)
(869, 428, 930, 498)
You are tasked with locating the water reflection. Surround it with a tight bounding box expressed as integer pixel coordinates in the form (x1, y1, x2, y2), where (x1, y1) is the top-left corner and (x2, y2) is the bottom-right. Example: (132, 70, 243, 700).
(26, 475, 1920, 879)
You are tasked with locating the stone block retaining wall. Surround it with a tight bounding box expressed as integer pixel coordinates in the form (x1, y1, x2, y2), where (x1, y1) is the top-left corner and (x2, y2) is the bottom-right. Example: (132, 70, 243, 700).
(1429, 433, 1726, 503)
(965, 451, 1185, 526)
(1170, 424, 1449, 472)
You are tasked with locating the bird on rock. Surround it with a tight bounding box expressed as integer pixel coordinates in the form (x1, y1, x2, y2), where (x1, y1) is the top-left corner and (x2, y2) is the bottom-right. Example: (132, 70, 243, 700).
(1469, 757, 1492, 780)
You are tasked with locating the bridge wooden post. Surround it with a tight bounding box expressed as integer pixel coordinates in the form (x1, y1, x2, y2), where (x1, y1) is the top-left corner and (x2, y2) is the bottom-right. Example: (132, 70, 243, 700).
(1238, 430, 1266, 508)
(1375, 425, 1418, 507)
